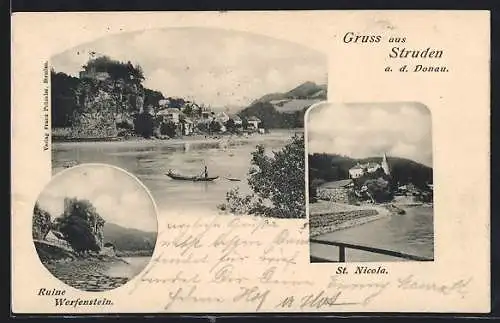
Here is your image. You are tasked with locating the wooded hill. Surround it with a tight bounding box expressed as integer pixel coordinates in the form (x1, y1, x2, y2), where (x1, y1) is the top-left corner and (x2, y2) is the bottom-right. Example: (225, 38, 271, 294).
(308, 153, 433, 190)
(103, 222, 156, 253)
(238, 81, 327, 129)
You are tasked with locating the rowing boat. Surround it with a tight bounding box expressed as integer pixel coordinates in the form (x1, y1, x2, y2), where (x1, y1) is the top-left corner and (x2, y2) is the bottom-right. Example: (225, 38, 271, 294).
(166, 171, 218, 182)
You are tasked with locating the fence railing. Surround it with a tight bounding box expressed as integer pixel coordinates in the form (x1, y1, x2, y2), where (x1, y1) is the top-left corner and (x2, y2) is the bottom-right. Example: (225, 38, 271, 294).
(310, 238, 433, 262)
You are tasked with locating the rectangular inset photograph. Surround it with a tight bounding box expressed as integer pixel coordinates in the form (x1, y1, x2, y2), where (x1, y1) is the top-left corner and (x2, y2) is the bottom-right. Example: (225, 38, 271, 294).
(307, 102, 434, 262)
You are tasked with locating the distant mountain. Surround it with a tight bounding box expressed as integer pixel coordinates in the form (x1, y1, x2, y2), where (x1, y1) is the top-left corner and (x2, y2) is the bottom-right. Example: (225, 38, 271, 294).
(308, 153, 433, 190)
(285, 81, 327, 99)
(238, 81, 327, 128)
(103, 222, 156, 252)
(253, 81, 327, 104)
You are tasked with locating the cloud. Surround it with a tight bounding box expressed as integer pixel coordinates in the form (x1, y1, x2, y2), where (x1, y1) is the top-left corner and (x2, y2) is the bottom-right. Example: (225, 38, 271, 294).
(51, 28, 327, 107)
(308, 102, 433, 166)
(36, 165, 157, 232)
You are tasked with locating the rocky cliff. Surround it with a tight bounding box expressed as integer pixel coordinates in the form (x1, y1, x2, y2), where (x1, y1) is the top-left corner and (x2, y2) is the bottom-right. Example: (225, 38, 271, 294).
(71, 78, 145, 139)
(32, 202, 52, 240)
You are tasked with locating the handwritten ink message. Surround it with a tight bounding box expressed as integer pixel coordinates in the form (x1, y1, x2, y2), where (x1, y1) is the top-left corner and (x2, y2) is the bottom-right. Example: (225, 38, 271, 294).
(126, 212, 472, 312)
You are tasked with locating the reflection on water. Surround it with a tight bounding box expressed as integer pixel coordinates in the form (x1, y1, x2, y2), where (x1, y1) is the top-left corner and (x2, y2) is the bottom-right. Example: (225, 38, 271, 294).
(311, 206, 434, 262)
(52, 131, 299, 212)
(106, 256, 150, 278)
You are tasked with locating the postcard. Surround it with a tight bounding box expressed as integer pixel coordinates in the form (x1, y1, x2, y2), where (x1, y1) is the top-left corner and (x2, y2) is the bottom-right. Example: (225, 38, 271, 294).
(11, 11, 490, 313)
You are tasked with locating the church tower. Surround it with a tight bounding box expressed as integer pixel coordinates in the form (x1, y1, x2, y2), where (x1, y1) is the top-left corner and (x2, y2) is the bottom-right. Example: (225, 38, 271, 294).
(381, 153, 390, 176)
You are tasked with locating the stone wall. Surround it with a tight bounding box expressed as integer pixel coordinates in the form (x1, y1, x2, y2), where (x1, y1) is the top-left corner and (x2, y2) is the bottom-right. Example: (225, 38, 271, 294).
(310, 209, 378, 237)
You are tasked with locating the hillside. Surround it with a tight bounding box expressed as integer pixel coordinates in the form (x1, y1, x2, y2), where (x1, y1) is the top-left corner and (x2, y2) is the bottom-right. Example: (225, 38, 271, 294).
(285, 81, 327, 99)
(272, 99, 323, 113)
(103, 222, 156, 252)
(238, 102, 306, 128)
(253, 81, 327, 104)
(308, 153, 433, 190)
(239, 81, 327, 128)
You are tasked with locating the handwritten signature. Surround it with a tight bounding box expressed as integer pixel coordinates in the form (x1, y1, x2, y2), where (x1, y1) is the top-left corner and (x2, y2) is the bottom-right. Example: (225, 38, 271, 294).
(397, 275, 472, 298)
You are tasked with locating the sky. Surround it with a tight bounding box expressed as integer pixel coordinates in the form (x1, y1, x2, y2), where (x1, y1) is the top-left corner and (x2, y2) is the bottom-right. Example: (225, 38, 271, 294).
(36, 165, 158, 232)
(307, 102, 433, 167)
(51, 27, 327, 108)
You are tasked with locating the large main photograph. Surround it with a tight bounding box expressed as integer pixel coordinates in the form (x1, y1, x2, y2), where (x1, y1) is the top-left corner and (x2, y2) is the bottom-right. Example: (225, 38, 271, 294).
(37, 27, 328, 292)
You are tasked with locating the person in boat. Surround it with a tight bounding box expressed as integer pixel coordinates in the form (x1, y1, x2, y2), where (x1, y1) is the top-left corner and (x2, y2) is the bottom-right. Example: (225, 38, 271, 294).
(204, 165, 208, 179)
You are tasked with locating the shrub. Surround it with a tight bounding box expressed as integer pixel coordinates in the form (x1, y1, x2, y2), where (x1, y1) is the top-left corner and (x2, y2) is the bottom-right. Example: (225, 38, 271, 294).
(220, 134, 306, 218)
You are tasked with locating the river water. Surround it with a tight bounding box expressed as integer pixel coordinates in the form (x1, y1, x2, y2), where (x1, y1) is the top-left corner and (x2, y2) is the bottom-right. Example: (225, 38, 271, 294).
(52, 130, 300, 213)
(105, 256, 151, 278)
(310, 205, 434, 262)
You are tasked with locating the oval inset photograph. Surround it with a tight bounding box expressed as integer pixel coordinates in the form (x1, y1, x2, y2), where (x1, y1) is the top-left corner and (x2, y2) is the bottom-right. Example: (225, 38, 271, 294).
(32, 163, 158, 292)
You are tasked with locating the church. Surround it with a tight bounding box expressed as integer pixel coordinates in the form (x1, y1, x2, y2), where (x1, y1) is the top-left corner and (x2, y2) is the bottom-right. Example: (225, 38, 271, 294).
(348, 153, 391, 179)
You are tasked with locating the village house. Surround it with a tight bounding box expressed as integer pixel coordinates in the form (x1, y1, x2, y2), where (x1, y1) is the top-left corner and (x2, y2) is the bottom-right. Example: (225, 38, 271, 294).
(182, 102, 200, 116)
(216, 111, 230, 123)
(200, 106, 213, 120)
(247, 116, 262, 129)
(181, 118, 194, 135)
(348, 153, 391, 179)
(348, 165, 365, 179)
(158, 99, 170, 108)
(157, 108, 181, 124)
(229, 114, 243, 127)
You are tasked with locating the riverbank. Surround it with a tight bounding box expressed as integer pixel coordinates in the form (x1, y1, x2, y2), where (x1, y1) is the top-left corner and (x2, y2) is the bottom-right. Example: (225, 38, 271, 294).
(309, 201, 391, 237)
(43, 258, 131, 292)
(52, 129, 303, 147)
(309, 200, 433, 237)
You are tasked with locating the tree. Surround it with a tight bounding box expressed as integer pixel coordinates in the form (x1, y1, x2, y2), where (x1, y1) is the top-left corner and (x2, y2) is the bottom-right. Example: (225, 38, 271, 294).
(258, 119, 265, 129)
(160, 120, 177, 138)
(225, 118, 237, 133)
(144, 88, 164, 108)
(51, 70, 80, 128)
(182, 103, 194, 117)
(220, 134, 306, 218)
(82, 56, 144, 82)
(209, 120, 222, 134)
(241, 118, 249, 130)
(167, 97, 186, 110)
(134, 112, 156, 138)
(364, 178, 393, 203)
(52, 198, 105, 252)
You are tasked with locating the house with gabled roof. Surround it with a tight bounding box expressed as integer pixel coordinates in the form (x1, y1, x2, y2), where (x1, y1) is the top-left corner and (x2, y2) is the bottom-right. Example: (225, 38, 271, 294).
(157, 108, 181, 124)
(247, 116, 261, 129)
